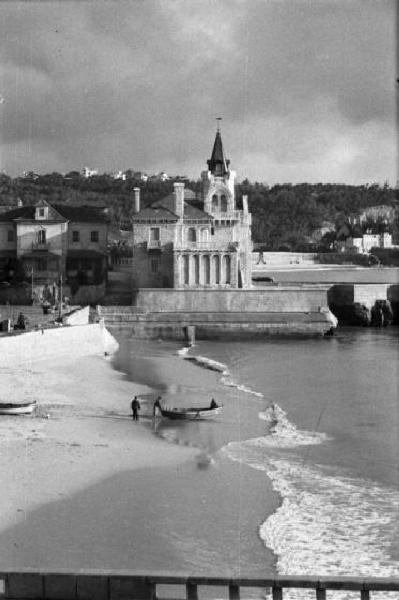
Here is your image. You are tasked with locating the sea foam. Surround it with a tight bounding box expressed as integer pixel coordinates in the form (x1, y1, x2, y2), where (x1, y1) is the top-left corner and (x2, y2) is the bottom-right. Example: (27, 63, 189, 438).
(222, 424, 399, 600)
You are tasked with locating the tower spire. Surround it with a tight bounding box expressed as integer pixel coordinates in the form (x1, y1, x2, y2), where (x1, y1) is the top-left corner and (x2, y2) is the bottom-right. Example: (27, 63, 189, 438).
(207, 120, 230, 176)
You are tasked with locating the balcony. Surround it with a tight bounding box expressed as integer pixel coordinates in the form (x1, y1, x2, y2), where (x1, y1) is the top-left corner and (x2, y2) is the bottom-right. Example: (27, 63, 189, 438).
(174, 241, 239, 252)
(31, 242, 51, 251)
(146, 239, 162, 250)
(212, 210, 242, 221)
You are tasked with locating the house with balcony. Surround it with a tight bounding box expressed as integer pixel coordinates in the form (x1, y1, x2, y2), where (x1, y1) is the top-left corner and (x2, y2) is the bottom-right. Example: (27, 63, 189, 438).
(0, 199, 108, 302)
(131, 128, 252, 288)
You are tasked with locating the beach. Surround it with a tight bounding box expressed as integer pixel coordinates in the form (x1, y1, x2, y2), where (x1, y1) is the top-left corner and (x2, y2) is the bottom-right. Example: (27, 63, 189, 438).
(1, 325, 398, 599)
(0, 339, 202, 568)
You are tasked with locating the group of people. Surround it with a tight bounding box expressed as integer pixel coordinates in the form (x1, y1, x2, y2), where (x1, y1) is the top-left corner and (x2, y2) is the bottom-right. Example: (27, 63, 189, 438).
(130, 395, 163, 421)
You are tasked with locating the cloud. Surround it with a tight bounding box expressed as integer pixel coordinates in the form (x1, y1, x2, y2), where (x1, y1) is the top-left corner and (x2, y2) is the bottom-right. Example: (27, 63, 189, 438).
(0, 0, 396, 183)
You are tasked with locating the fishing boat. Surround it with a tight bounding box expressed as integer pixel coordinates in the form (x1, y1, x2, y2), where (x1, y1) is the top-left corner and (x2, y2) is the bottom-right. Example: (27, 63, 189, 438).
(158, 404, 222, 420)
(0, 400, 37, 415)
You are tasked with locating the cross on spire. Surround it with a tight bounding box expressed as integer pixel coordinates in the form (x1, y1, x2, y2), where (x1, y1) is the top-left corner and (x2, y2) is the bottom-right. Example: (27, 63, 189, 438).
(216, 117, 222, 132)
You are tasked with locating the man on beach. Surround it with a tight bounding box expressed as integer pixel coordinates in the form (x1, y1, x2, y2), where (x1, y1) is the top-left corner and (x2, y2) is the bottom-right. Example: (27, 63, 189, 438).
(131, 396, 141, 421)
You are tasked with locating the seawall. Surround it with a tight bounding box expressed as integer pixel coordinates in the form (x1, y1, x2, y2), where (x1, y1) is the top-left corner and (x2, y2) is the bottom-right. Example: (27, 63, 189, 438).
(0, 323, 118, 368)
(98, 286, 337, 339)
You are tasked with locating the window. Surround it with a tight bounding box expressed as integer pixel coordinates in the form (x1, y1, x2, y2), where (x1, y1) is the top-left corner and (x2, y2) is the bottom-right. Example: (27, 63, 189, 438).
(221, 195, 227, 212)
(151, 258, 159, 273)
(39, 208, 45, 217)
(211, 194, 218, 211)
(150, 228, 160, 241)
(91, 231, 99, 242)
(183, 255, 190, 284)
(187, 227, 196, 242)
(7, 230, 14, 242)
(38, 230, 46, 244)
(72, 231, 80, 242)
(36, 258, 47, 272)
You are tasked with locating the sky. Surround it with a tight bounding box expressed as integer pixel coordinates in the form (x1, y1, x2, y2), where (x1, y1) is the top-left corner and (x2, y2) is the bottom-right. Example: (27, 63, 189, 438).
(0, 0, 397, 184)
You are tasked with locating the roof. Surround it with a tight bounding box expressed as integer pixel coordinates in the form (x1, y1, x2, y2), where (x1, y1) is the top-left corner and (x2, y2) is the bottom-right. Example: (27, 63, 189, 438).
(0, 204, 108, 224)
(131, 206, 178, 222)
(133, 190, 212, 222)
(53, 205, 109, 223)
(207, 131, 230, 176)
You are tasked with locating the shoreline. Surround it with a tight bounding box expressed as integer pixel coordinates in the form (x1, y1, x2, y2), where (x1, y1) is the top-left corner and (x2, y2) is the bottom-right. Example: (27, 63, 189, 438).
(0, 329, 281, 576)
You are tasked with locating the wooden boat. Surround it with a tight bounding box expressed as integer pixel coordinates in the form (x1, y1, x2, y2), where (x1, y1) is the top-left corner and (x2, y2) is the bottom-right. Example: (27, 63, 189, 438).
(0, 400, 37, 415)
(158, 404, 222, 420)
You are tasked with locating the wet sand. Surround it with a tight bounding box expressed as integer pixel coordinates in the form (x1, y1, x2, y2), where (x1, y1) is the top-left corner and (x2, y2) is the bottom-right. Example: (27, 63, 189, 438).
(0, 351, 197, 544)
(0, 334, 280, 578)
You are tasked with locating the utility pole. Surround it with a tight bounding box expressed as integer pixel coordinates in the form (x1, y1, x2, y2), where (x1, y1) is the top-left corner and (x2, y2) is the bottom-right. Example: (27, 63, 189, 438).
(58, 273, 63, 320)
(30, 267, 34, 304)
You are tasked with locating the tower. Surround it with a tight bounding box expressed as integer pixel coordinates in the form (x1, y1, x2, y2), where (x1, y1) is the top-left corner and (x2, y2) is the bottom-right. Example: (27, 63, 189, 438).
(202, 123, 236, 215)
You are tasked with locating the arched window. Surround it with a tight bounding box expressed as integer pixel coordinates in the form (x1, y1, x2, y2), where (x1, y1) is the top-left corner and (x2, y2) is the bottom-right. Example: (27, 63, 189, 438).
(187, 227, 196, 242)
(194, 255, 200, 284)
(213, 255, 220, 284)
(223, 255, 231, 284)
(220, 194, 227, 212)
(201, 228, 209, 242)
(211, 194, 218, 211)
(183, 255, 190, 285)
(203, 255, 210, 284)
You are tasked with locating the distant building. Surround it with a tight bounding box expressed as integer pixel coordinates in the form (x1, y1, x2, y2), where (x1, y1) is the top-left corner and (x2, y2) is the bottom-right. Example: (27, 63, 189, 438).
(110, 171, 127, 181)
(0, 199, 108, 294)
(82, 167, 98, 178)
(131, 128, 252, 288)
(335, 222, 394, 254)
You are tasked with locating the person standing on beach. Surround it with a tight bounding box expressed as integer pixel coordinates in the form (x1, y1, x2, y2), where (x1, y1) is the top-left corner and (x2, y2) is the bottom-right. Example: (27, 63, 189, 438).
(131, 396, 141, 421)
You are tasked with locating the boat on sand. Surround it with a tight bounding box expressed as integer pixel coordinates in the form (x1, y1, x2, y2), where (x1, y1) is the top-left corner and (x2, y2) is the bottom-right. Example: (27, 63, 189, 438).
(0, 401, 37, 415)
(157, 404, 222, 420)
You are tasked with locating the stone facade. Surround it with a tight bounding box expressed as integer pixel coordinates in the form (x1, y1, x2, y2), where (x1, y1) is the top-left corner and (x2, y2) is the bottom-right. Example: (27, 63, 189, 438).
(131, 130, 253, 289)
(0, 200, 108, 302)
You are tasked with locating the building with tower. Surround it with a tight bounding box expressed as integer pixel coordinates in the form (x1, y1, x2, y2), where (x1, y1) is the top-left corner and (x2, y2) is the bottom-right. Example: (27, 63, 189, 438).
(131, 127, 253, 289)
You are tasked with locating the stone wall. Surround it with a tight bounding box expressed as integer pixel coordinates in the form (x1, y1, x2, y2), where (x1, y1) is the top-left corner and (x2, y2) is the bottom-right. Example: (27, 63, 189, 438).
(0, 323, 118, 368)
(328, 283, 390, 310)
(131, 286, 330, 313)
(252, 252, 318, 266)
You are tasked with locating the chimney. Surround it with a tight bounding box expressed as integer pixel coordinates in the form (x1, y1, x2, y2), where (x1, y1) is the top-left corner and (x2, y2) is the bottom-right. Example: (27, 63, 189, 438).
(173, 182, 185, 218)
(133, 187, 140, 213)
(242, 194, 248, 214)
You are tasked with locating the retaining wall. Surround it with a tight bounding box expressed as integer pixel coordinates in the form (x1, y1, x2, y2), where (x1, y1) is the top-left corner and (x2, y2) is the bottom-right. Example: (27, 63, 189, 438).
(0, 323, 118, 368)
(132, 286, 330, 313)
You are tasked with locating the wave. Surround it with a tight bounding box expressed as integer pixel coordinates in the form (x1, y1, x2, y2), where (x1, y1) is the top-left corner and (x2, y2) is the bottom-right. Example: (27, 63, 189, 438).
(183, 354, 229, 373)
(261, 458, 399, 599)
(257, 403, 330, 448)
(222, 427, 399, 599)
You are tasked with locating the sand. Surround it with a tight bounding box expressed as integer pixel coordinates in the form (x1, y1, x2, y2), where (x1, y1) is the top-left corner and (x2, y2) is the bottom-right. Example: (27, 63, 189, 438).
(0, 348, 197, 536)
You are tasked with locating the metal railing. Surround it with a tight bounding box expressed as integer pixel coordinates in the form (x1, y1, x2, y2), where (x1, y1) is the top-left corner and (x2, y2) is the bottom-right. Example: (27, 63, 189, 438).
(0, 571, 398, 599)
(147, 239, 162, 249)
(31, 241, 51, 251)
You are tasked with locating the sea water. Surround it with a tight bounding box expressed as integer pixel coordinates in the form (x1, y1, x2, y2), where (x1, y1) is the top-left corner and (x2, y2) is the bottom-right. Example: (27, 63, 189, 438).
(112, 327, 399, 597)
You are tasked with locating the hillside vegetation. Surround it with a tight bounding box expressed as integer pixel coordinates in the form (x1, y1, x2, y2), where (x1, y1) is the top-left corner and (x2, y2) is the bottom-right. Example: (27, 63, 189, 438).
(0, 173, 397, 251)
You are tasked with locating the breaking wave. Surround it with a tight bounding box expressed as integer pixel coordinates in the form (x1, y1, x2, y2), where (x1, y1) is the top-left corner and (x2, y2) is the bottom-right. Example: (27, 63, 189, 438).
(222, 405, 399, 600)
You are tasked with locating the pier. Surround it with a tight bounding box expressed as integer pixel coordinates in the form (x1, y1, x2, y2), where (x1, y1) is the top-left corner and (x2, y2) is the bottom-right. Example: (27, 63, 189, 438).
(1, 571, 399, 599)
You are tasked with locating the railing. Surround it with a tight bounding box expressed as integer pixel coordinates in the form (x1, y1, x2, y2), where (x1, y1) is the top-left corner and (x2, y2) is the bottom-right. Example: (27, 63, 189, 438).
(31, 242, 51, 251)
(212, 210, 242, 221)
(0, 572, 398, 599)
(147, 239, 162, 249)
(174, 241, 238, 251)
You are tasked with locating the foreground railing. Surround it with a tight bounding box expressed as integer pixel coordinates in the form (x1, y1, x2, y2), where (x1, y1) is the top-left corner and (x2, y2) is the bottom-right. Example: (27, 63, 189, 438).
(0, 572, 398, 599)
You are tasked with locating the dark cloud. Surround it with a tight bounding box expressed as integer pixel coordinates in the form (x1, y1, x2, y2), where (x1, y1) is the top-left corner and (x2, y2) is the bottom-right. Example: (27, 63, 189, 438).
(0, 0, 396, 183)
